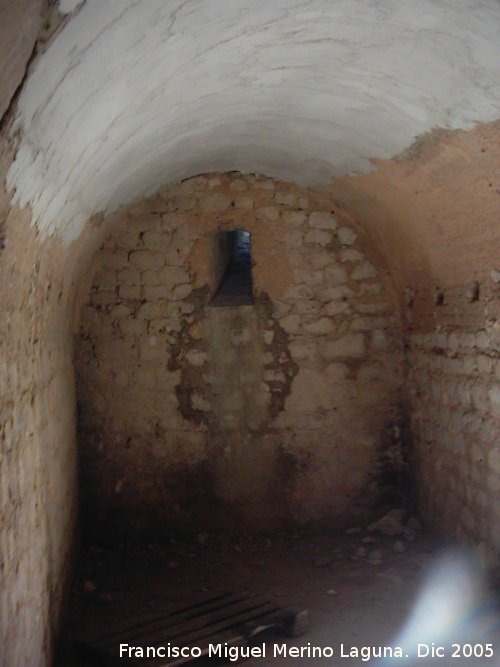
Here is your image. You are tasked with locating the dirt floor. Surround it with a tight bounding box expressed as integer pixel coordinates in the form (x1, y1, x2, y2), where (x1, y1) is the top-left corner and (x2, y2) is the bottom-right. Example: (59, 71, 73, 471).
(57, 524, 500, 666)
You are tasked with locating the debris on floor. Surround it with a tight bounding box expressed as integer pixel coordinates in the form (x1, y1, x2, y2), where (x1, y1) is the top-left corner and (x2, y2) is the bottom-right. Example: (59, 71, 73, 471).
(58, 521, 500, 667)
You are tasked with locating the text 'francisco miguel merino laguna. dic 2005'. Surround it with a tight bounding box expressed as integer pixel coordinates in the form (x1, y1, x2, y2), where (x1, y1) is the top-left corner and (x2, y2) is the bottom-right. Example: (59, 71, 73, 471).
(118, 641, 457, 662)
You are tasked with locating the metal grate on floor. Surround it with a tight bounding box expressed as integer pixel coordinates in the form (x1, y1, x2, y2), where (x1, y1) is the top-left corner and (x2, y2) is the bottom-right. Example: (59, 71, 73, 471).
(74, 591, 308, 666)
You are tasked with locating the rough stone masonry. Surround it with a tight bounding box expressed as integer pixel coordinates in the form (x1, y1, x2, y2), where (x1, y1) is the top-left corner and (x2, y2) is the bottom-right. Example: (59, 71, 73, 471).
(75, 172, 405, 538)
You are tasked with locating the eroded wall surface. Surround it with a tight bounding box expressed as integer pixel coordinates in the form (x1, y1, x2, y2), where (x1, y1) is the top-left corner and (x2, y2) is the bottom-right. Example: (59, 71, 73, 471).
(0, 209, 78, 666)
(0, 5, 81, 664)
(407, 288, 500, 568)
(75, 173, 405, 537)
(332, 121, 500, 568)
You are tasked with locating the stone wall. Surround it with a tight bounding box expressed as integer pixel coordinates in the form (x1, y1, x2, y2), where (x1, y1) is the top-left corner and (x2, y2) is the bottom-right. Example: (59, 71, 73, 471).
(0, 209, 78, 666)
(406, 280, 500, 568)
(75, 172, 405, 537)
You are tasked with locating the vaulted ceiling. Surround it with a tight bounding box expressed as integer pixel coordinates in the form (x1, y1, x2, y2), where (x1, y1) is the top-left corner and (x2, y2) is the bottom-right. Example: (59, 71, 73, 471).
(3, 0, 499, 247)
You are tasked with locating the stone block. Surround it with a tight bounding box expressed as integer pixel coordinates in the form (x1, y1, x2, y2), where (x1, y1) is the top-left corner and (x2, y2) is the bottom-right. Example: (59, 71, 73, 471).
(279, 313, 301, 334)
(491, 269, 500, 283)
(282, 210, 307, 226)
(365, 280, 386, 297)
(191, 393, 212, 411)
(255, 178, 275, 191)
(141, 269, 162, 286)
(352, 261, 377, 280)
(129, 251, 164, 270)
(324, 300, 350, 316)
(207, 176, 222, 188)
(325, 362, 349, 381)
(136, 301, 166, 319)
(289, 339, 317, 359)
(340, 249, 363, 263)
(352, 317, 390, 331)
(477, 356, 494, 374)
(171, 283, 192, 300)
(91, 290, 116, 307)
(95, 339, 133, 361)
(114, 369, 129, 388)
(110, 303, 132, 320)
(309, 251, 333, 270)
(264, 369, 287, 383)
(294, 300, 321, 317)
(337, 226, 357, 246)
(487, 473, 500, 492)
(303, 317, 334, 335)
(324, 265, 348, 285)
(120, 319, 146, 337)
(283, 284, 313, 301)
(284, 230, 304, 249)
(357, 302, 390, 314)
(308, 212, 338, 230)
(316, 285, 354, 302)
(357, 364, 383, 382)
(489, 384, 500, 416)
(119, 284, 141, 300)
(148, 318, 170, 335)
(199, 193, 231, 211)
(93, 269, 117, 289)
(188, 320, 205, 339)
(234, 195, 254, 209)
(488, 448, 500, 475)
(186, 349, 208, 367)
(165, 244, 191, 266)
(275, 190, 298, 206)
(136, 368, 157, 389)
(229, 179, 248, 191)
(286, 367, 334, 412)
(117, 268, 141, 285)
(273, 300, 292, 318)
(142, 231, 169, 248)
(296, 269, 324, 286)
(372, 330, 389, 350)
(322, 334, 365, 358)
(102, 249, 129, 270)
(139, 334, 160, 361)
(161, 266, 191, 289)
(113, 230, 140, 252)
(144, 284, 167, 300)
(304, 229, 331, 246)
(263, 330, 274, 345)
(256, 206, 280, 221)
(463, 356, 477, 375)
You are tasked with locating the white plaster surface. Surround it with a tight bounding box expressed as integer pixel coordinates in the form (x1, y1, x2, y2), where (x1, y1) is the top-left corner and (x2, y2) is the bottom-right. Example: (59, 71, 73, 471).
(58, 0, 85, 14)
(6, 0, 500, 242)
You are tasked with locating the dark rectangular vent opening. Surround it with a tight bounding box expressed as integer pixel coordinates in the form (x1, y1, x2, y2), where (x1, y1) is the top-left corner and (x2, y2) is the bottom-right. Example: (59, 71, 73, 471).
(210, 230, 253, 306)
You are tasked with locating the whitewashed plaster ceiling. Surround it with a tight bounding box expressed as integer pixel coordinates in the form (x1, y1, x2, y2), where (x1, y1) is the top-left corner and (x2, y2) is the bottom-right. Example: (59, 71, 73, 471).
(6, 0, 500, 242)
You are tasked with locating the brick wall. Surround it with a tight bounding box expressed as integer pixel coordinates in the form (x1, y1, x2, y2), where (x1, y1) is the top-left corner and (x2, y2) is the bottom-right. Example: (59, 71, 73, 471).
(407, 282, 500, 567)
